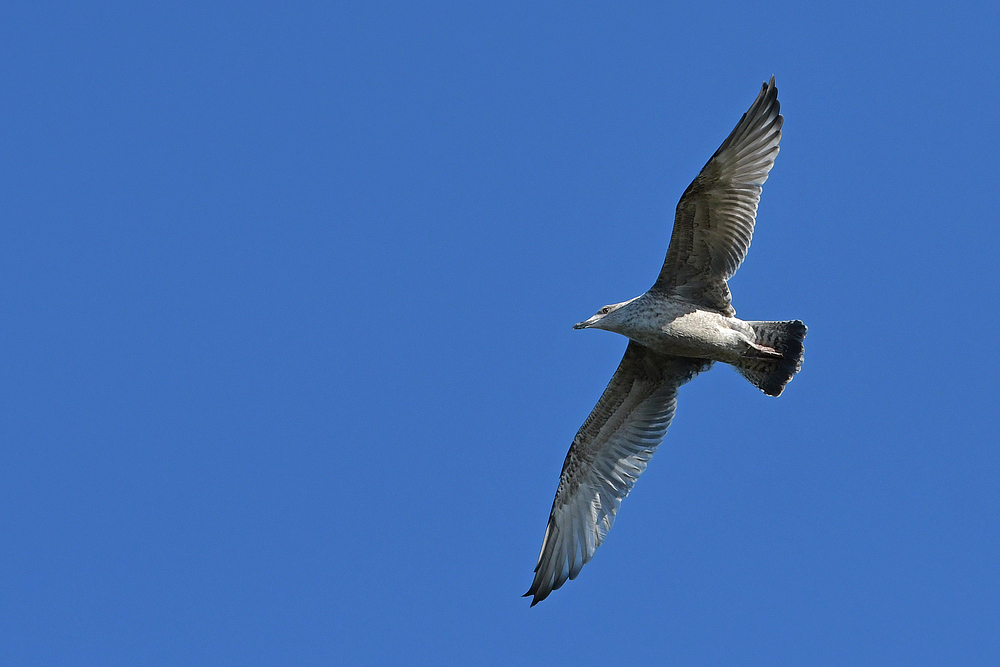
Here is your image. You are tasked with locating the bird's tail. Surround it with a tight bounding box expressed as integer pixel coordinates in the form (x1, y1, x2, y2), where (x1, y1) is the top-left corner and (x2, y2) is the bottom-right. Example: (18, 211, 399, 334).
(733, 320, 807, 397)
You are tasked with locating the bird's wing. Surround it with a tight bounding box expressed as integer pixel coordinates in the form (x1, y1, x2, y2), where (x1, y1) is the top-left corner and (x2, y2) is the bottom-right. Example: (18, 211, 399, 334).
(652, 77, 783, 316)
(525, 343, 711, 605)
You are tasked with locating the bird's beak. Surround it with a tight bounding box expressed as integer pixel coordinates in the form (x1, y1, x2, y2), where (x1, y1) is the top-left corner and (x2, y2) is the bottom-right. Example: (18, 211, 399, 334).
(573, 321, 588, 329)
(574, 314, 601, 330)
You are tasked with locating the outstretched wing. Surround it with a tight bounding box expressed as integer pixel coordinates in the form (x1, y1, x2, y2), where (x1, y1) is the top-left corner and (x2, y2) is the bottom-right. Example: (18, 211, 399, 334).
(525, 343, 711, 605)
(653, 77, 783, 316)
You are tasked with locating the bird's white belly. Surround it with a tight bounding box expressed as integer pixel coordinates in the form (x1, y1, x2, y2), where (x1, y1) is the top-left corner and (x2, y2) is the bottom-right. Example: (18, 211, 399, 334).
(623, 308, 753, 362)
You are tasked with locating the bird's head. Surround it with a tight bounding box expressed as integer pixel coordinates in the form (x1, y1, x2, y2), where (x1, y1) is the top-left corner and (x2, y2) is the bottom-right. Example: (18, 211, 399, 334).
(573, 298, 637, 332)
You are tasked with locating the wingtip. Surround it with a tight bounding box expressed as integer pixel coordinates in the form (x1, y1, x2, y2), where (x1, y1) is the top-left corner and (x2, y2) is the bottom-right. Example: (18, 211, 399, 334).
(762, 75, 777, 98)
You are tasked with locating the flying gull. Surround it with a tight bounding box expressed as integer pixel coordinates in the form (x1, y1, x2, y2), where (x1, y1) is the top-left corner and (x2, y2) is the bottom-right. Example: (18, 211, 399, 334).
(525, 77, 806, 605)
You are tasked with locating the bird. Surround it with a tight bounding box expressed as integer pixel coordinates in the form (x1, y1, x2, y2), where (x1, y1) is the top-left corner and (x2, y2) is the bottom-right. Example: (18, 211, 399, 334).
(525, 77, 806, 606)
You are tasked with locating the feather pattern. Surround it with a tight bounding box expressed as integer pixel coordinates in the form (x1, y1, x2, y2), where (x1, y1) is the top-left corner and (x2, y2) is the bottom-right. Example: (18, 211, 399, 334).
(525, 343, 711, 605)
(653, 76, 783, 316)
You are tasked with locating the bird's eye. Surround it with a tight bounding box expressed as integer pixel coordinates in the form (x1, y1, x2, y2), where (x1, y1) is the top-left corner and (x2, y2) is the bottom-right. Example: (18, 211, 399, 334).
(599, 306, 611, 315)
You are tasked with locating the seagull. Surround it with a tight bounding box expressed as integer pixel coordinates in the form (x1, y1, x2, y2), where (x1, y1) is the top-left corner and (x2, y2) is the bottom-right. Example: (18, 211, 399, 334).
(525, 77, 806, 606)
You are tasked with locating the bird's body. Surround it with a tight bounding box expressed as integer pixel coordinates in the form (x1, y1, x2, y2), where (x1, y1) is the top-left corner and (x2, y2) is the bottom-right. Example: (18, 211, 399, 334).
(526, 77, 807, 606)
(581, 293, 759, 364)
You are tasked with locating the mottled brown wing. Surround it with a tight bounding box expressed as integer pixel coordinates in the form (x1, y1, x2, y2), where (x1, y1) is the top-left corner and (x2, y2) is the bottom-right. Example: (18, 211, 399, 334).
(653, 77, 783, 316)
(525, 343, 711, 605)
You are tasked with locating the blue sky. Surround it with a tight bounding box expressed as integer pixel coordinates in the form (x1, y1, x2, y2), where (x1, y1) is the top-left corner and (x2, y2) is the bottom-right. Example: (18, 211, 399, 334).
(2, 1, 999, 664)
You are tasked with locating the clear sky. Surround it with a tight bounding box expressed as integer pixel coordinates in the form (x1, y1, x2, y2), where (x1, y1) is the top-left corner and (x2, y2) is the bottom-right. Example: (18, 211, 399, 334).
(2, 1, 998, 664)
